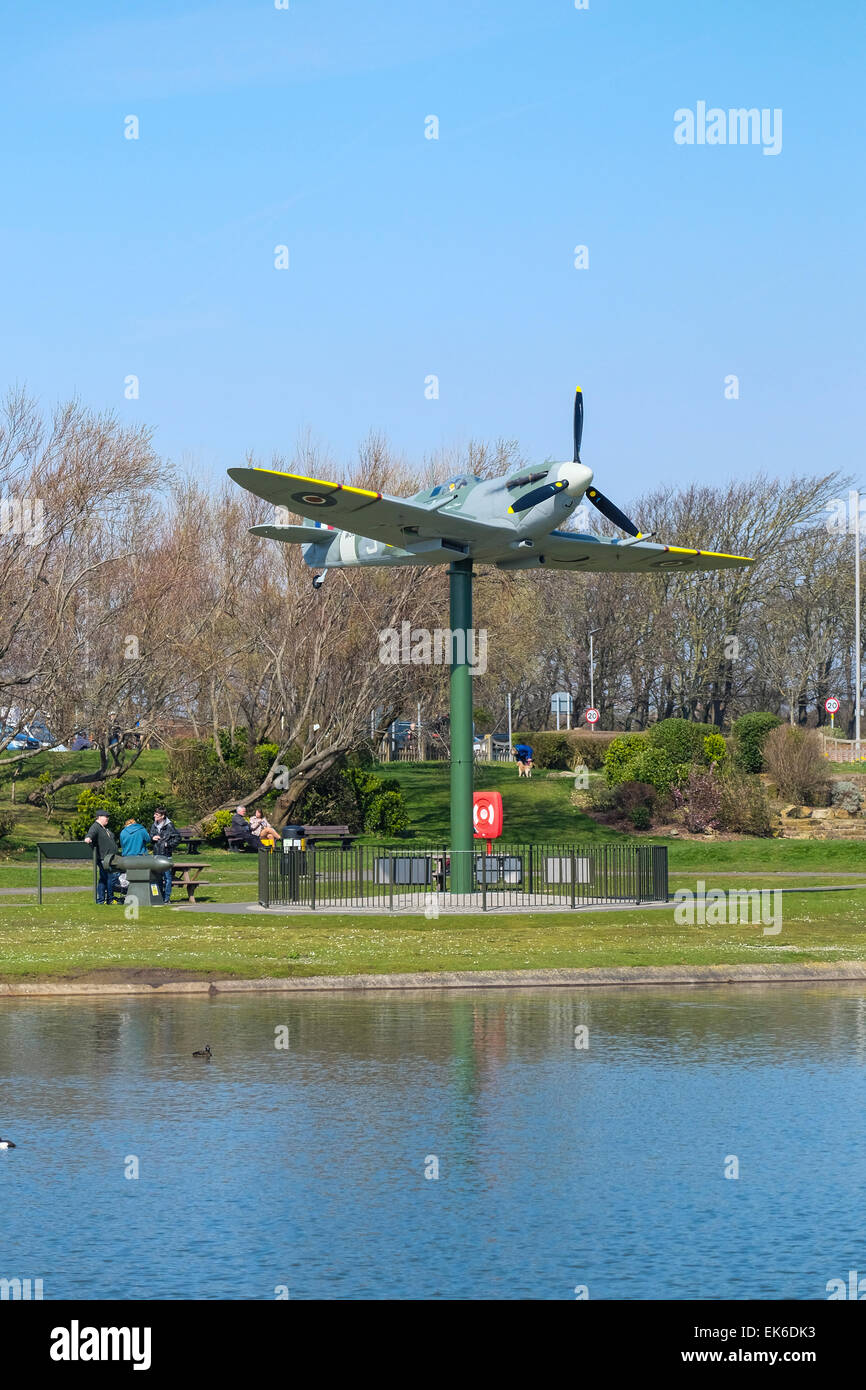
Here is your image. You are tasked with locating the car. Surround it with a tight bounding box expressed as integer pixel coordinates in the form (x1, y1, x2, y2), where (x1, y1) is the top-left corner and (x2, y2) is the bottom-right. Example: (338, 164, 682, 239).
(2, 727, 41, 750)
(27, 718, 57, 747)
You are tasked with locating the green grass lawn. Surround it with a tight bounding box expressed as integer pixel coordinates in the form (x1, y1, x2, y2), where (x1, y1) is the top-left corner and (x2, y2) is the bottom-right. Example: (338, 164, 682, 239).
(373, 761, 617, 843)
(1, 752, 606, 850)
(1, 886, 865, 979)
(5, 750, 866, 864)
(3, 754, 866, 982)
(0, 749, 174, 849)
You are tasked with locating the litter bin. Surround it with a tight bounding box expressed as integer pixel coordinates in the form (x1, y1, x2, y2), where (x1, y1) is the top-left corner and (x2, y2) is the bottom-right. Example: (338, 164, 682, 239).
(110, 854, 173, 906)
(280, 825, 307, 879)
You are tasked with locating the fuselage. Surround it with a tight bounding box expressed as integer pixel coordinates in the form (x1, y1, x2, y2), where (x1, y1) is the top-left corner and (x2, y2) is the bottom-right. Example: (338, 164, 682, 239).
(299, 462, 592, 569)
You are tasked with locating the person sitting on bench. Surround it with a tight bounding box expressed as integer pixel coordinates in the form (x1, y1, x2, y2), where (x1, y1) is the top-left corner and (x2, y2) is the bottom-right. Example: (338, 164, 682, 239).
(227, 806, 262, 852)
(248, 809, 276, 848)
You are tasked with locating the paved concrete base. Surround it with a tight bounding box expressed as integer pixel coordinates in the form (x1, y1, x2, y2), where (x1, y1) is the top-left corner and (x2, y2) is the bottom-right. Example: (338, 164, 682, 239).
(171, 883, 861, 916)
(173, 896, 674, 915)
(3, 961, 866, 998)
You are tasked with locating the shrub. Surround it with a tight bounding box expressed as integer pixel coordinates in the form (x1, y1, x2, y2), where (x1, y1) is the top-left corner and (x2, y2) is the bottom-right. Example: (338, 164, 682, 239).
(628, 746, 679, 797)
(603, 734, 646, 785)
(517, 731, 572, 769)
(703, 732, 728, 767)
(732, 712, 782, 773)
(682, 766, 723, 833)
(613, 781, 657, 817)
(296, 765, 410, 834)
(62, 780, 176, 840)
(630, 805, 652, 830)
(168, 739, 240, 814)
(718, 766, 773, 836)
(569, 734, 608, 771)
(762, 726, 829, 804)
(167, 736, 292, 818)
(201, 809, 234, 843)
(0, 810, 18, 840)
(364, 789, 410, 835)
(831, 780, 862, 813)
(647, 718, 717, 765)
(586, 783, 616, 814)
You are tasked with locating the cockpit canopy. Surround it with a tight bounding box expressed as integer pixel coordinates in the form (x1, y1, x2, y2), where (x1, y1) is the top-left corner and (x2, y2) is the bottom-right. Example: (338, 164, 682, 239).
(428, 474, 479, 497)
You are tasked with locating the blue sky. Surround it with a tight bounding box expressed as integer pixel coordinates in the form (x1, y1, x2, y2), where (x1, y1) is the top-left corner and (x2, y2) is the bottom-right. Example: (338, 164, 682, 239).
(1, 0, 864, 498)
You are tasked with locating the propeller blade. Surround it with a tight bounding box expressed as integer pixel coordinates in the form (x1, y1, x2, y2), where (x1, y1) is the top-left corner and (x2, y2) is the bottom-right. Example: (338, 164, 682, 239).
(573, 387, 584, 462)
(509, 479, 568, 514)
(585, 486, 641, 537)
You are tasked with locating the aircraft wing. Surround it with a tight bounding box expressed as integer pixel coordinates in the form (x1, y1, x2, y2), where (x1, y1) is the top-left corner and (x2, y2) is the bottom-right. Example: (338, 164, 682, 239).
(529, 531, 753, 573)
(248, 523, 329, 544)
(229, 466, 515, 547)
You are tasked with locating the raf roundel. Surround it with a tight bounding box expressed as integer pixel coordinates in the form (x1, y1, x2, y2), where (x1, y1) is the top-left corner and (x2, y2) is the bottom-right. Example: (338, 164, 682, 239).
(291, 491, 337, 508)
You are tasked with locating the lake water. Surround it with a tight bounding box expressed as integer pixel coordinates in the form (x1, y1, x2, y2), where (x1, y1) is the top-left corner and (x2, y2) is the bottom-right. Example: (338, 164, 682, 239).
(1, 985, 864, 1300)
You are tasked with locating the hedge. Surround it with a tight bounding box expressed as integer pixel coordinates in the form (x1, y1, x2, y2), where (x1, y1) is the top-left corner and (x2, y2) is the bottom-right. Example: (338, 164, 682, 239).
(514, 729, 633, 771)
(732, 712, 783, 774)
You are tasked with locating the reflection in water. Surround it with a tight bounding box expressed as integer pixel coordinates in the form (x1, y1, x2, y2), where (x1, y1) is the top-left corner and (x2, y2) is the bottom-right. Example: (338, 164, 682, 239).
(0, 984, 864, 1299)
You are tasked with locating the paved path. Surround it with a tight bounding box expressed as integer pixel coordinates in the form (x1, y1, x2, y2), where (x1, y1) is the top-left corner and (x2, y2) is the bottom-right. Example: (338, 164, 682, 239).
(2, 880, 864, 911)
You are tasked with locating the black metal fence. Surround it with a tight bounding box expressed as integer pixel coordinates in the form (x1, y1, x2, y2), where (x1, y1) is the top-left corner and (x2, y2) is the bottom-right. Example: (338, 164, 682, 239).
(259, 842, 668, 911)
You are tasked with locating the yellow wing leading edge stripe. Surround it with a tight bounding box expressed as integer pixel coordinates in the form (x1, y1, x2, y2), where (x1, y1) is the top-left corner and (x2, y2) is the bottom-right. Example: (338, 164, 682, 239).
(249, 466, 382, 501)
(665, 545, 753, 562)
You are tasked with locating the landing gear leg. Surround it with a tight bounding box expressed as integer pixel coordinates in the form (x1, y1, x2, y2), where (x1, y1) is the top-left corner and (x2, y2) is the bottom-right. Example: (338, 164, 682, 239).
(312, 570, 328, 590)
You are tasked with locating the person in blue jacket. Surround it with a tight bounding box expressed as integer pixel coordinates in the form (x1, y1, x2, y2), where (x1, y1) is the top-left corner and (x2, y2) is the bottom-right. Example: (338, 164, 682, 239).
(513, 742, 534, 777)
(120, 818, 151, 855)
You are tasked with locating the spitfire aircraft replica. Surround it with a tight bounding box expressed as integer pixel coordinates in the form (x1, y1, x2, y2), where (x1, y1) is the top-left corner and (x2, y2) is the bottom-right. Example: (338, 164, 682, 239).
(229, 389, 751, 888)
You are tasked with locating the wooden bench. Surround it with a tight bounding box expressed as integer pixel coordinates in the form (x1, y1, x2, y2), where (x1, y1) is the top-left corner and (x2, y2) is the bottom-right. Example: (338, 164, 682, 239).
(175, 826, 203, 854)
(225, 831, 259, 852)
(296, 824, 354, 850)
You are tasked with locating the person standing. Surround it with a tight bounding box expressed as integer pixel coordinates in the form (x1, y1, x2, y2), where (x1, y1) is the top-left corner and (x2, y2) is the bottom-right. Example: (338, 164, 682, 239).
(149, 807, 180, 904)
(84, 811, 120, 905)
(120, 818, 151, 855)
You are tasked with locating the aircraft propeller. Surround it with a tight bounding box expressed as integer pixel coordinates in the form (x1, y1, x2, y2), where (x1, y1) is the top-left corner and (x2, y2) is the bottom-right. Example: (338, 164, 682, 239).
(508, 477, 569, 513)
(572, 387, 643, 538)
(497, 388, 643, 535)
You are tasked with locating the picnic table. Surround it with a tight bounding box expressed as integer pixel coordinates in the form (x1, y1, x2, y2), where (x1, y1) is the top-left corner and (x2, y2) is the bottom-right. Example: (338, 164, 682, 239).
(168, 861, 213, 903)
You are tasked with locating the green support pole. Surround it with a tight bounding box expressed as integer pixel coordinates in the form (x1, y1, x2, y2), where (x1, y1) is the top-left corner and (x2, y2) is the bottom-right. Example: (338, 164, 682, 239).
(449, 558, 474, 892)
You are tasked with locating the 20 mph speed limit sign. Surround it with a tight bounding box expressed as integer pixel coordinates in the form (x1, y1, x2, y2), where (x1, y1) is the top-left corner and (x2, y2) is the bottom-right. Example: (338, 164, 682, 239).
(825, 697, 840, 714)
(585, 708, 600, 724)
